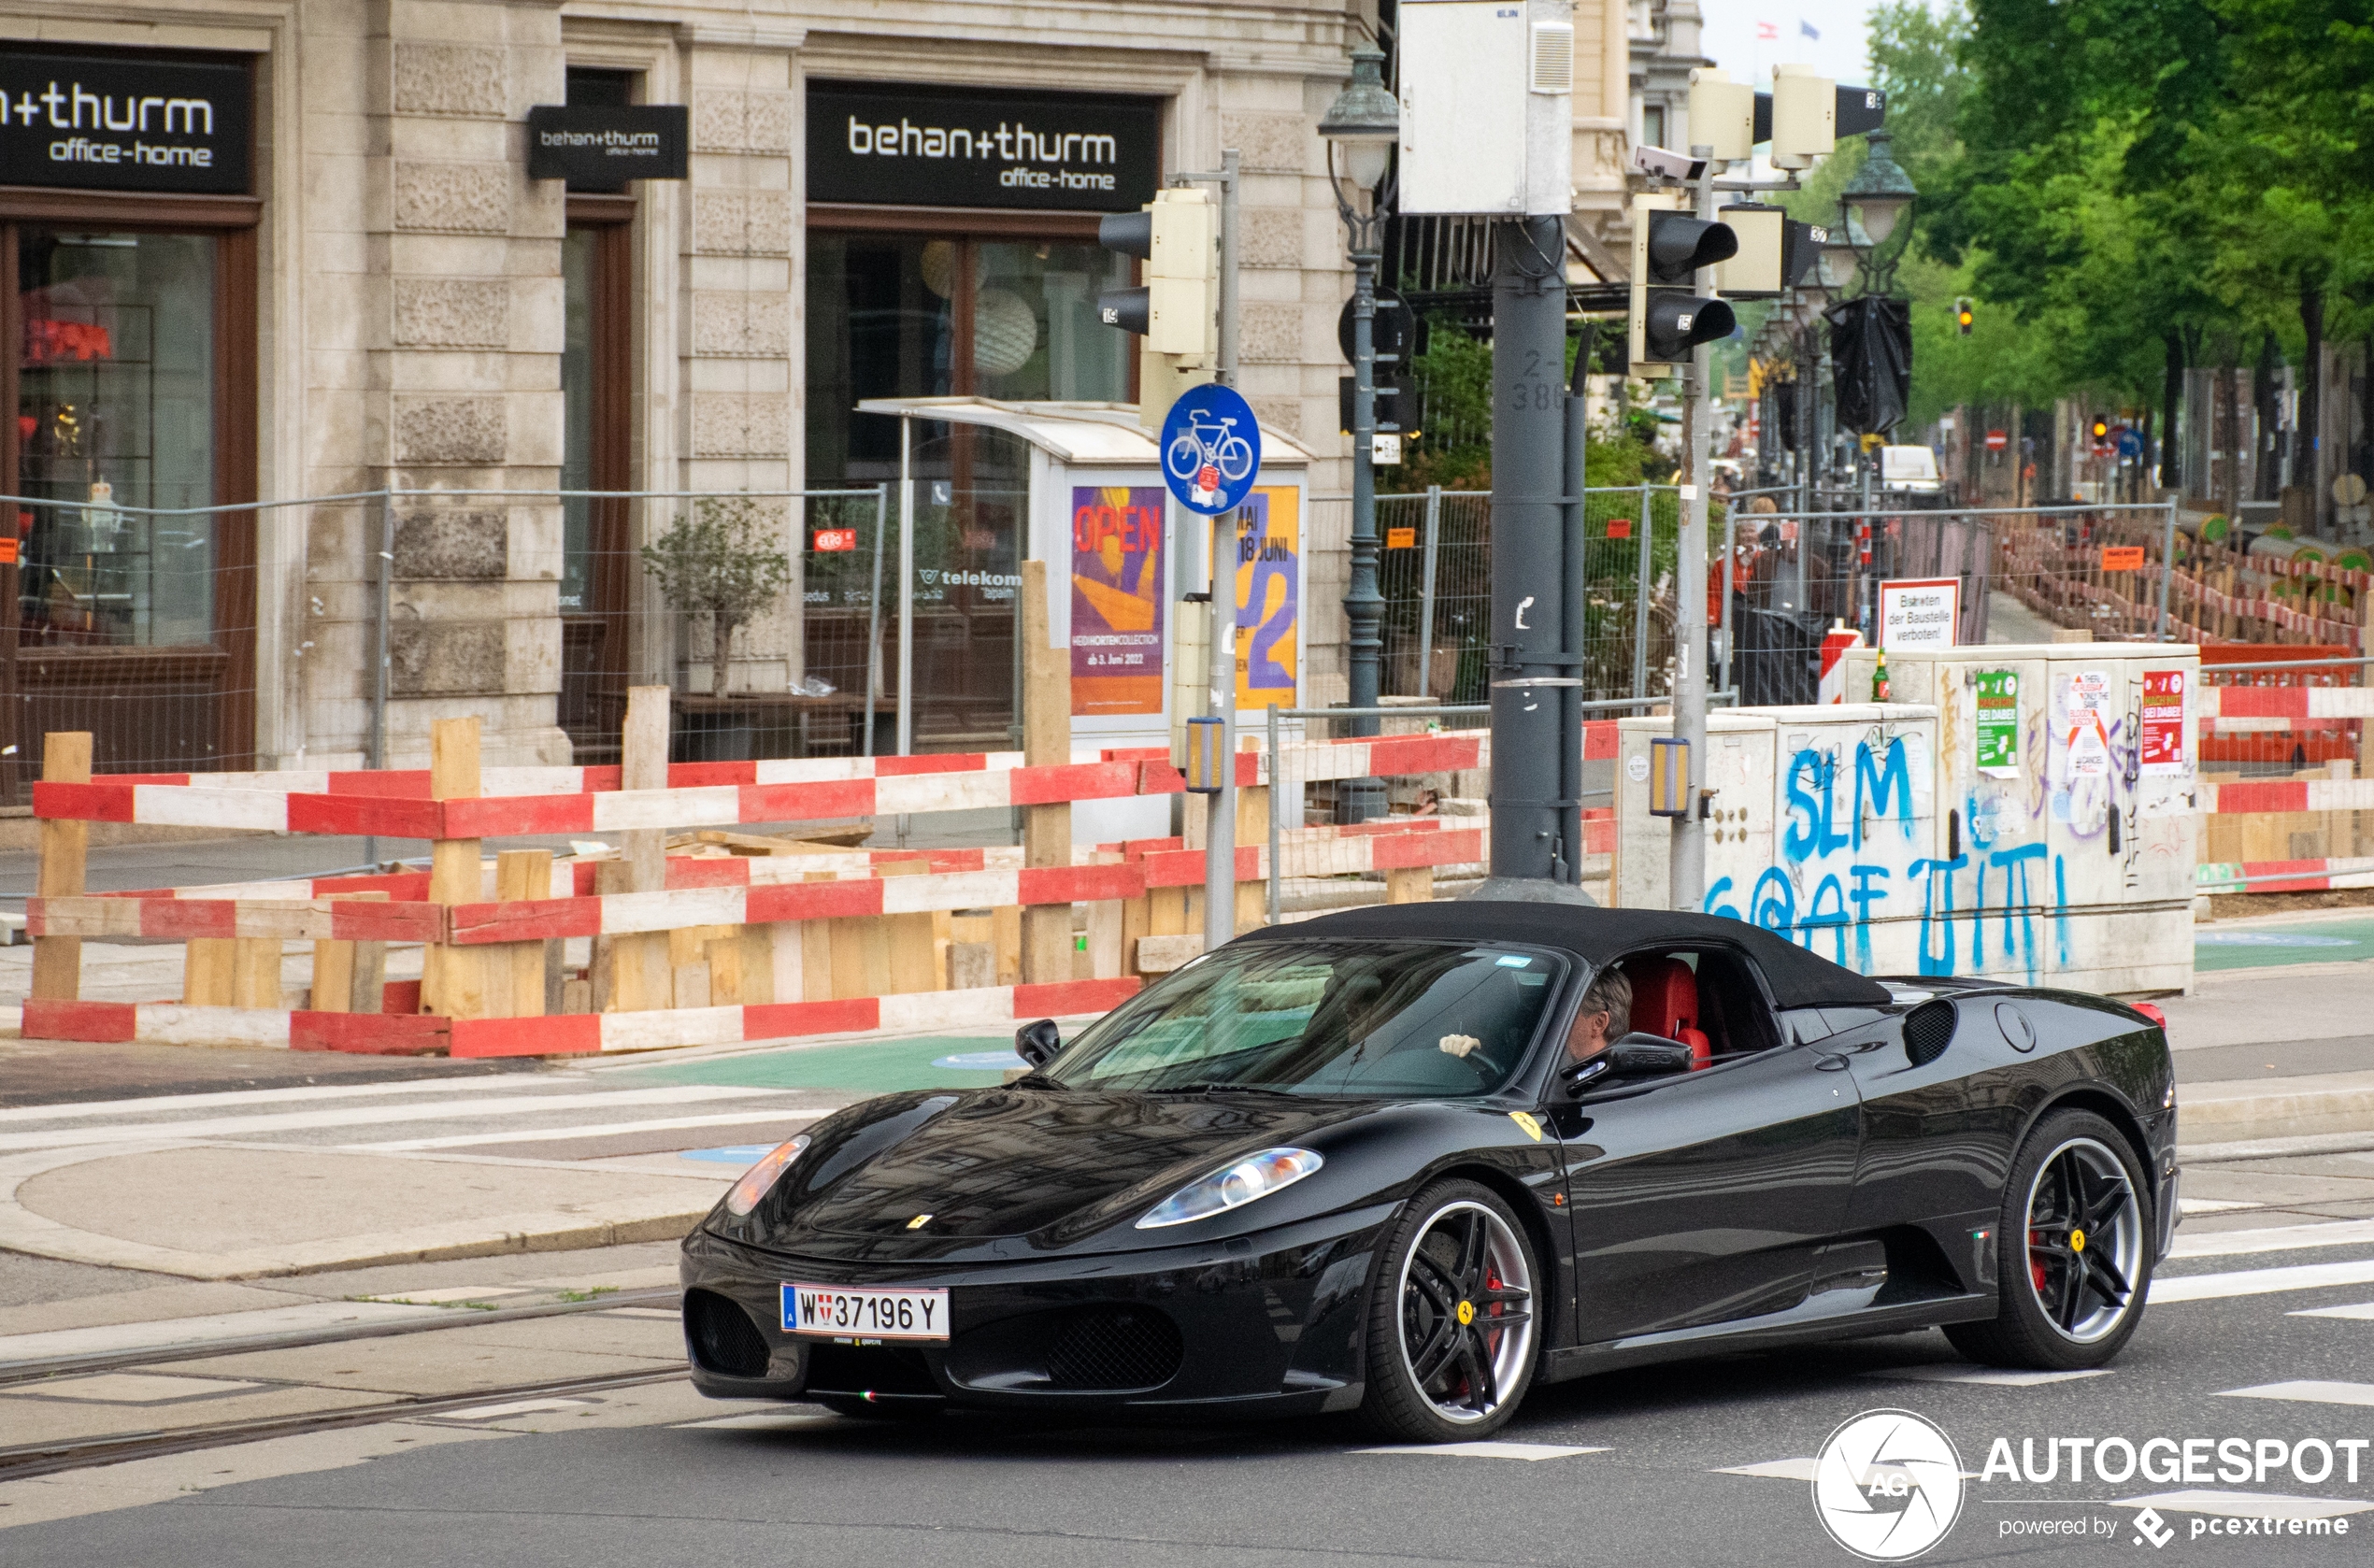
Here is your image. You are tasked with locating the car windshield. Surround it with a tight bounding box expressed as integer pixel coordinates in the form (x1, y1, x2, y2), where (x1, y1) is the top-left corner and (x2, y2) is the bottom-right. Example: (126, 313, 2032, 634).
(1046, 940, 1564, 1097)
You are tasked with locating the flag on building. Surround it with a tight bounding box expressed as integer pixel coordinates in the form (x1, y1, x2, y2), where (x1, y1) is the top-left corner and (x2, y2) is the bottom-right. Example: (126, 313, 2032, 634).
(1799, 18, 1821, 37)
(1757, 20, 1779, 38)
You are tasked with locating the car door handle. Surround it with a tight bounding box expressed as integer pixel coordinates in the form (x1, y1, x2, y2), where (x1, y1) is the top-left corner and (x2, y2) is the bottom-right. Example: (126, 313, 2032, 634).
(1815, 1055, 1852, 1072)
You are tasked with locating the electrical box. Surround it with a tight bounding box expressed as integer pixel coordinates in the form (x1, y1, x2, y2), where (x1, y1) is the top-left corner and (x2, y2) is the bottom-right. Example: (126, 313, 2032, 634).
(1717, 204, 1783, 294)
(1397, 0, 1576, 217)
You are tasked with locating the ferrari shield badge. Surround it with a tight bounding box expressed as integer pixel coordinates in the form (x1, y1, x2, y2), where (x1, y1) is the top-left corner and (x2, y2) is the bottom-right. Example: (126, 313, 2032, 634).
(1508, 1111, 1544, 1143)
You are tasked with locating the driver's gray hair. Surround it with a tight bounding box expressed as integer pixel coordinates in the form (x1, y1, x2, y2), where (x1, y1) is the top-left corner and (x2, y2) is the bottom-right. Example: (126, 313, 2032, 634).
(1579, 966, 1632, 1030)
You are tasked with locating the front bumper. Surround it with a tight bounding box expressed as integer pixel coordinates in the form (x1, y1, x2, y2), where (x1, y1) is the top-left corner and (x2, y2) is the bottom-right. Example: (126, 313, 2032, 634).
(678, 1203, 1394, 1418)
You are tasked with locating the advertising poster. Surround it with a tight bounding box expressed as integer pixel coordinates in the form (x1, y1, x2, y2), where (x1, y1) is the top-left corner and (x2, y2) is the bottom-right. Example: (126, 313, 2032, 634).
(2059, 669, 2112, 782)
(1974, 670, 2020, 776)
(1235, 487, 1300, 711)
(1068, 485, 1166, 716)
(2139, 668, 2187, 774)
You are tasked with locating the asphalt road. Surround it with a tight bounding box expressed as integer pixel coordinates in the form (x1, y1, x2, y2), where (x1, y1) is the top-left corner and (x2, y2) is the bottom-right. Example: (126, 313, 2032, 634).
(9, 1176, 2374, 1566)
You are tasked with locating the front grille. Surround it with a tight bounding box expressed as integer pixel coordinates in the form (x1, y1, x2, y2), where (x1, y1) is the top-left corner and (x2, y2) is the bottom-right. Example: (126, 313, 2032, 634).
(1042, 1307, 1184, 1392)
(683, 1289, 772, 1377)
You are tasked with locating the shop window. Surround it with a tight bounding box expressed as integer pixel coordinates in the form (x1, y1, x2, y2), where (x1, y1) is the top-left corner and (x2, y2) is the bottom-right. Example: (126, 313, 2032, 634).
(14, 229, 216, 648)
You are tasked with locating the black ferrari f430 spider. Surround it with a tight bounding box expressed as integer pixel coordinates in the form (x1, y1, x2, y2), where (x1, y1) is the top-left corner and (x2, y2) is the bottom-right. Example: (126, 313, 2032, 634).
(679, 904, 2177, 1441)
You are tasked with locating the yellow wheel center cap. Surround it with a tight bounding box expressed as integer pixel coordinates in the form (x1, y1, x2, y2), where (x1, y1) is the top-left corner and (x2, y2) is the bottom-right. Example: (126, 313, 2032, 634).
(2070, 1228, 2086, 1253)
(1456, 1301, 1476, 1326)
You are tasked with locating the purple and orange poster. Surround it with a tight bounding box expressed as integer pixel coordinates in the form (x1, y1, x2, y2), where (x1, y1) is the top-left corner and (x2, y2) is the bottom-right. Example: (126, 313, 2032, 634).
(1069, 485, 1166, 716)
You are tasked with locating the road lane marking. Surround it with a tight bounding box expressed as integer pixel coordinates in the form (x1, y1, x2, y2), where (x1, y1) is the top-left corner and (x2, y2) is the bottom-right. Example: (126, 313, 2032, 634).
(2150, 1258, 2374, 1302)
(0, 1086, 787, 1151)
(2116, 1490, 2374, 1519)
(2216, 1380, 2374, 1407)
(2170, 1218, 2374, 1260)
(0, 1075, 559, 1123)
(2290, 1302, 2374, 1320)
(350, 1110, 822, 1152)
(2179, 1198, 2265, 1215)
(1351, 1442, 1610, 1461)
(1714, 1458, 1816, 1479)
(1864, 1365, 2111, 1387)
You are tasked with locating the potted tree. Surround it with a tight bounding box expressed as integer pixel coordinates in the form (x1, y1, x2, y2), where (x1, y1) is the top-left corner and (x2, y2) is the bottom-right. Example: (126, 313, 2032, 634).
(640, 495, 794, 759)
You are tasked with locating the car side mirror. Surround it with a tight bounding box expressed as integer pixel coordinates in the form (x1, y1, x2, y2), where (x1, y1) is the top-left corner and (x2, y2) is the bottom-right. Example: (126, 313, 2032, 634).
(1015, 1018, 1062, 1069)
(1555, 1032, 1695, 1100)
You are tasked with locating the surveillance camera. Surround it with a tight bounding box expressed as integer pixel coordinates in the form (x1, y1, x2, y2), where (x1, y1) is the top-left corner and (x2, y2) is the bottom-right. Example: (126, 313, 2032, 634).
(1631, 144, 1709, 183)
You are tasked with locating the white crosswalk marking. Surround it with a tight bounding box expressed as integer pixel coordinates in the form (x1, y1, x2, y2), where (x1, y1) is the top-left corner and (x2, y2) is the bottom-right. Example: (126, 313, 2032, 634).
(0, 1074, 559, 1123)
(2151, 1259, 2374, 1303)
(350, 1109, 821, 1152)
(0, 1085, 780, 1152)
(1713, 1458, 1816, 1479)
(1864, 1365, 2110, 1387)
(2289, 1302, 2374, 1320)
(2117, 1490, 2374, 1520)
(1352, 1442, 1609, 1461)
(2217, 1380, 2374, 1407)
(2171, 1218, 2374, 1260)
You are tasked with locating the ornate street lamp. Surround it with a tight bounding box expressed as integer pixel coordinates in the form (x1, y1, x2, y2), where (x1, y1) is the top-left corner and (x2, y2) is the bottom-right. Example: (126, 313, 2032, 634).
(1319, 48, 1399, 817)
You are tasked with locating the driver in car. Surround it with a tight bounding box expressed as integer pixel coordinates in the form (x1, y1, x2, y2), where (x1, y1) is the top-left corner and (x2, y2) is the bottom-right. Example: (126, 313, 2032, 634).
(1564, 967, 1632, 1064)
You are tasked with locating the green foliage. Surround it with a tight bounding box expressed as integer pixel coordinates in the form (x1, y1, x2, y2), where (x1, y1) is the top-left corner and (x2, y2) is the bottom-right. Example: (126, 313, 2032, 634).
(1402, 319, 1677, 492)
(639, 495, 794, 698)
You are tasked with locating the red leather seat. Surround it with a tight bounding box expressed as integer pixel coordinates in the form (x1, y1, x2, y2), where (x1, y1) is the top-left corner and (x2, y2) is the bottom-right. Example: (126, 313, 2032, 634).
(1627, 957, 1711, 1068)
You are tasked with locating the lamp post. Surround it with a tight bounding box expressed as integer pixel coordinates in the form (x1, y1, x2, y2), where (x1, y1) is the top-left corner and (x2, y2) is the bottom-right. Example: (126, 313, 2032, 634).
(1319, 48, 1397, 820)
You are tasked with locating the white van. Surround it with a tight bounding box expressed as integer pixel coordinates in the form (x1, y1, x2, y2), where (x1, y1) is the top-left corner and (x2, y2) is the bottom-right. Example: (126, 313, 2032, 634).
(1880, 445, 1943, 493)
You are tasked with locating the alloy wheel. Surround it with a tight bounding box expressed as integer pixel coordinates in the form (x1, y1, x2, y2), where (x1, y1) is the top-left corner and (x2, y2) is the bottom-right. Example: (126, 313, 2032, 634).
(2023, 1136, 2143, 1343)
(1394, 1200, 1536, 1424)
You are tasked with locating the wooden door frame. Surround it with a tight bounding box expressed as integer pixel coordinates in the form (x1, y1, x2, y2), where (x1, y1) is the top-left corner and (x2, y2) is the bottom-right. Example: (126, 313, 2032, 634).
(564, 194, 636, 751)
(0, 191, 262, 788)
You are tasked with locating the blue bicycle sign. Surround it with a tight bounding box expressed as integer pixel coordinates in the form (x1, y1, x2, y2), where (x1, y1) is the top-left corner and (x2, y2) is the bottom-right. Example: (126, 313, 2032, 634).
(1159, 383, 1263, 515)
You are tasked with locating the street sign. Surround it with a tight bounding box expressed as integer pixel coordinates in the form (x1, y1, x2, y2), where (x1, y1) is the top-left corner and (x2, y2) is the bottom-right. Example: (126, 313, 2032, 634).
(1159, 383, 1262, 515)
(1386, 526, 1417, 549)
(2101, 546, 2145, 571)
(813, 528, 858, 552)
(2116, 428, 2144, 460)
(1984, 429, 2009, 452)
(1337, 290, 1422, 366)
(1879, 577, 1960, 650)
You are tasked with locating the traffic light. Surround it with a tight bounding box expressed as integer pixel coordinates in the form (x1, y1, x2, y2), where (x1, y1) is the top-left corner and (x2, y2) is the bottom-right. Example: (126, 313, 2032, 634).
(1097, 188, 1220, 427)
(1955, 297, 1974, 336)
(1629, 194, 1738, 371)
(1716, 203, 1825, 297)
(2091, 415, 2111, 442)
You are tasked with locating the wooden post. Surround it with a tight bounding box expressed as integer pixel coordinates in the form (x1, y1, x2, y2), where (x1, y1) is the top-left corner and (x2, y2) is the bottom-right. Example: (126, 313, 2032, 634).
(1019, 560, 1073, 984)
(30, 731, 91, 1001)
(880, 859, 937, 995)
(1236, 748, 1268, 931)
(1386, 865, 1436, 905)
(311, 891, 390, 1014)
(424, 717, 486, 1019)
(495, 849, 554, 1018)
(606, 685, 673, 1011)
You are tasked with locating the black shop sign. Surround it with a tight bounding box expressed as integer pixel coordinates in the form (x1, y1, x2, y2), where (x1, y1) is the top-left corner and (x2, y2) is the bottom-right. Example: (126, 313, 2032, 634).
(525, 105, 689, 190)
(808, 81, 1159, 211)
(0, 50, 250, 194)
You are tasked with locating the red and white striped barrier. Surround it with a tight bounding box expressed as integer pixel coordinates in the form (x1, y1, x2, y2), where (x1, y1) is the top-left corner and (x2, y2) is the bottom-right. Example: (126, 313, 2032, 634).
(2200, 777, 2374, 815)
(2196, 858, 2374, 893)
(27, 895, 440, 944)
(2197, 685, 2374, 734)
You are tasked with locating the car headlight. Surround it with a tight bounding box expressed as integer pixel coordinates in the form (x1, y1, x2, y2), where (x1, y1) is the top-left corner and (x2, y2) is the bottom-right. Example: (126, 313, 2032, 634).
(725, 1134, 811, 1217)
(1136, 1147, 1323, 1230)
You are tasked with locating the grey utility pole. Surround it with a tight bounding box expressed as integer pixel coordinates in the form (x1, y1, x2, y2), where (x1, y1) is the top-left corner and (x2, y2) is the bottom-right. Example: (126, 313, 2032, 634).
(1483, 212, 1572, 887)
(1667, 146, 1718, 910)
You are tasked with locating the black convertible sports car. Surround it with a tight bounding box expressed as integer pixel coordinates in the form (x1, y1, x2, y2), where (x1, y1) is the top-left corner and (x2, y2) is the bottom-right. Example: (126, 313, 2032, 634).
(679, 904, 2177, 1440)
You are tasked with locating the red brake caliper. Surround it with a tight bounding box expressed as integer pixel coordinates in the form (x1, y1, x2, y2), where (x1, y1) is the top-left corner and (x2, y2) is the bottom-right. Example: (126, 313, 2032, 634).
(2029, 1227, 2048, 1292)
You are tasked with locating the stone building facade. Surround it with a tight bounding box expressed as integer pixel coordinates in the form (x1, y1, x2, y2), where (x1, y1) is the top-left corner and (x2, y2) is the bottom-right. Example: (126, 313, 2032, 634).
(0, 0, 1633, 777)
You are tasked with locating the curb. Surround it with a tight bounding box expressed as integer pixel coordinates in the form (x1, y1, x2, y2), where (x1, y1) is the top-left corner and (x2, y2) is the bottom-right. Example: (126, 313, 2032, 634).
(2177, 1071, 2374, 1149)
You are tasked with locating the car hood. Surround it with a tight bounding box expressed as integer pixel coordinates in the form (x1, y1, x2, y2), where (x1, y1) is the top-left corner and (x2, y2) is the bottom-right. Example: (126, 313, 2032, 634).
(738, 1087, 1364, 1261)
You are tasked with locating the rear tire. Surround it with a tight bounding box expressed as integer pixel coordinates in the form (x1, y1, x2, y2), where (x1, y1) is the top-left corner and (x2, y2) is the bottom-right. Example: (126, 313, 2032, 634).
(1359, 1179, 1542, 1443)
(1944, 1107, 2152, 1371)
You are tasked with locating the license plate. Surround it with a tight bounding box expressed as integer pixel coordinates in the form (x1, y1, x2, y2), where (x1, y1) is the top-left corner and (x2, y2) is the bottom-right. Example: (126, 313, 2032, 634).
(782, 1283, 950, 1342)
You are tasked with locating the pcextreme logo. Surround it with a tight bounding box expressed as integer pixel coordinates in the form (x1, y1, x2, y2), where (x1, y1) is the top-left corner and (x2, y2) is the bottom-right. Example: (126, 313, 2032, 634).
(1812, 1409, 1966, 1561)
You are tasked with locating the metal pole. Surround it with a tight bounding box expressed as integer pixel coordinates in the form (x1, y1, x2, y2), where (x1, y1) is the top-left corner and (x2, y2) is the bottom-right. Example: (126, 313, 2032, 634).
(1417, 483, 1442, 699)
(863, 482, 887, 759)
(1632, 479, 1652, 704)
(1206, 510, 1237, 948)
(1560, 355, 1589, 883)
(1340, 232, 1387, 820)
(2156, 494, 2178, 642)
(1668, 148, 1717, 911)
(1721, 513, 1736, 695)
(896, 418, 914, 759)
(365, 492, 393, 870)
(1217, 150, 1240, 387)
(1266, 703, 1282, 926)
(1483, 211, 1570, 886)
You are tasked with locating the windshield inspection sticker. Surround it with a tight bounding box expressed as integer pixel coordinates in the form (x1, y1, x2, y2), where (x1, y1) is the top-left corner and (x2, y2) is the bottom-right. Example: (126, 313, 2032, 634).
(1975, 670, 2020, 777)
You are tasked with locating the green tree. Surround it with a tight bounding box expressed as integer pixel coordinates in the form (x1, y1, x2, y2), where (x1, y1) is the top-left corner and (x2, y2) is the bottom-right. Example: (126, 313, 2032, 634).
(640, 496, 794, 698)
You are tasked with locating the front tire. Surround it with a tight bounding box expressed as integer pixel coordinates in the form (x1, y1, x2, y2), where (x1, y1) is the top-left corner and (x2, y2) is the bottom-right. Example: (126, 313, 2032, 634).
(1360, 1180, 1542, 1442)
(1945, 1108, 2152, 1370)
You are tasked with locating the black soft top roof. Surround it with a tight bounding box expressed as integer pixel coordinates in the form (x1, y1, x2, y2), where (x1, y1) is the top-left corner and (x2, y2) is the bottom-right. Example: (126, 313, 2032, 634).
(1238, 902, 1895, 1010)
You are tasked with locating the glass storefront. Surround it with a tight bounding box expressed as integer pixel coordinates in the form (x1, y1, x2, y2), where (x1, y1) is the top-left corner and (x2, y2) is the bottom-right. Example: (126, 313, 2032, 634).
(805, 230, 1130, 748)
(14, 229, 216, 647)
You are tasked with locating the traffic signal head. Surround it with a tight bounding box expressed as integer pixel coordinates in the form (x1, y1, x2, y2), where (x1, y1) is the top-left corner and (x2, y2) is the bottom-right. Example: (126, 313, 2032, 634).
(2091, 415, 2110, 441)
(1646, 210, 1739, 284)
(1955, 297, 1974, 336)
(1094, 189, 1218, 361)
(1637, 291, 1738, 364)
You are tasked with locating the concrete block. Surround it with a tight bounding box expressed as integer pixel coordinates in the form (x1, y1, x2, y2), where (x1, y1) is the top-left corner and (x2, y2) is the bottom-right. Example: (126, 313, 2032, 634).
(693, 89, 792, 155)
(689, 190, 792, 257)
(390, 620, 507, 695)
(1221, 112, 1309, 174)
(393, 278, 508, 348)
(1240, 303, 1305, 364)
(1240, 207, 1305, 268)
(690, 392, 791, 458)
(394, 395, 507, 465)
(393, 162, 512, 234)
(691, 292, 791, 358)
(393, 510, 508, 579)
(393, 43, 508, 118)
(1249, 395, 1303, 439)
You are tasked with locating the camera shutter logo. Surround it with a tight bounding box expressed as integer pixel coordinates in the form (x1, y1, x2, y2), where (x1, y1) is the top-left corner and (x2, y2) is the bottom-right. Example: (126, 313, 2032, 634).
(1811, 1409, 1965, 1561)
